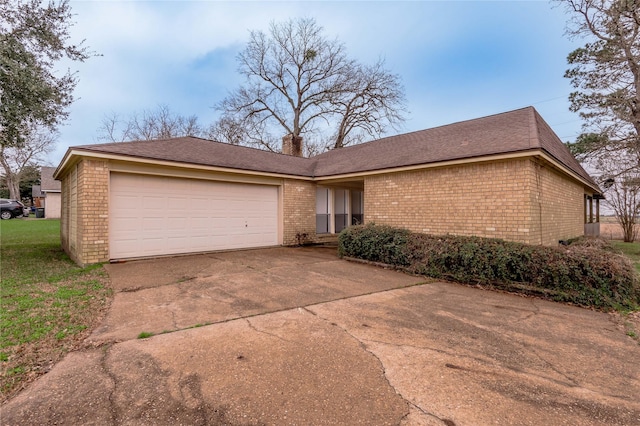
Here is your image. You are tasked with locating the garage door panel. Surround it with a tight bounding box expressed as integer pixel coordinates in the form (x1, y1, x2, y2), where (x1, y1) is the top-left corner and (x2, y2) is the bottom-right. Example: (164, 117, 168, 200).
(140, 240, 165, 255)
(166, 240, 188, 251)
(142, 217, 165, 230)
(165, 223, 187, 233)
(167, 195, 189, 203)
(112, 216, 139, 231)
(190, 217, 211, 229)
(110, 173, 278, 259)
(112, 192, 137, 201)
(142, 196, 166, 210)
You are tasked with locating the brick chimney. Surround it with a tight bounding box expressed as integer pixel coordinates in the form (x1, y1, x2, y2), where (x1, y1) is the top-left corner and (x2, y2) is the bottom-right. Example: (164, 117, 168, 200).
(282, 134, 303, 157)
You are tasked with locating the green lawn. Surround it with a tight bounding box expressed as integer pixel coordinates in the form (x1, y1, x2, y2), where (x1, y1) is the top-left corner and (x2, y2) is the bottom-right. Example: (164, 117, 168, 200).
(611, 240, 640, 275)
(610, 241, 640, 344)
(0, 219, 112, 401)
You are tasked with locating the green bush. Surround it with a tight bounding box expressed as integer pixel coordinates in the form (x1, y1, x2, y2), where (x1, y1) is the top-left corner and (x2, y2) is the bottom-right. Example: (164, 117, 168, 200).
(338, 224, 640, 310)
(338, 223, 411, 266)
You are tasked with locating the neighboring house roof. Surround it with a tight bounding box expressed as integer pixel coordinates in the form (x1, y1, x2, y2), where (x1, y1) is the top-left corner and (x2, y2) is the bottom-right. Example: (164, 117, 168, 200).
(55, 107, 599, 191)
(41, 166, 61, 192)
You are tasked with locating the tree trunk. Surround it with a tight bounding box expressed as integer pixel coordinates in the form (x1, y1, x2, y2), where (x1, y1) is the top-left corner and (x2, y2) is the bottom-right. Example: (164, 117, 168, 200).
(0, 150, 21, 200)
(621, 221, 637, 243)
(616, 204, 638, 243)
(5, 172, 21, 200)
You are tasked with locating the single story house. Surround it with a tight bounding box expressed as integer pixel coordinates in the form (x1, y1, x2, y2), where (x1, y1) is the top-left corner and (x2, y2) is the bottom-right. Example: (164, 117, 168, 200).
(40, 166, 62, 218)
(54, 107, 602, 266)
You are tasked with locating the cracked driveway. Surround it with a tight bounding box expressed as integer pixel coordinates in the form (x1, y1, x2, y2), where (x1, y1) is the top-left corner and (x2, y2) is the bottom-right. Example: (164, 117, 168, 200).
(2, 247, 640, 425)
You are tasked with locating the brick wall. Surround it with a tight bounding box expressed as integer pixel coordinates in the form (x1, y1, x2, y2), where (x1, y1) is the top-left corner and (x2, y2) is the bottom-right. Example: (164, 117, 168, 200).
(60, 159, 110, 266)
(77, 160, 110, 264)
(364, 158, 585, 246)
(529, 160, 584, 245)
(282, 179, 317, 245)
(57, 155, 585, 266)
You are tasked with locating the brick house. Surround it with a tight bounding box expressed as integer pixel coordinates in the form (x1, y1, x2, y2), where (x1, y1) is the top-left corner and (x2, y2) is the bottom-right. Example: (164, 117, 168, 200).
(54, 107, 602, 266)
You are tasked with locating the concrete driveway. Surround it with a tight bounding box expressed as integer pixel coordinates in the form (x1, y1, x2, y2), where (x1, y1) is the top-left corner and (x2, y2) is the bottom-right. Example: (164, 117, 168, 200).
(2, 247, 639, 425)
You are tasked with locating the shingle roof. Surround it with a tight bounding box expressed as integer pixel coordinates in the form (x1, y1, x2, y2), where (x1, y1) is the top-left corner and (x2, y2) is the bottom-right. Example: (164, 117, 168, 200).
(61, 107, 598, 189)
(71, 137, 313, 177)
(311, 107, 596, 186)
(532, 110, 593, 184)
(41, 166, 61, 191)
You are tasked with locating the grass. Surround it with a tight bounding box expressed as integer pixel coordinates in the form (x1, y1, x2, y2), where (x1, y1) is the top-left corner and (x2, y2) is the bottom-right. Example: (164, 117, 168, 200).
(0, 219, 112, 402)
(609, 240, 640, 344)
(611, 240, 640, 275)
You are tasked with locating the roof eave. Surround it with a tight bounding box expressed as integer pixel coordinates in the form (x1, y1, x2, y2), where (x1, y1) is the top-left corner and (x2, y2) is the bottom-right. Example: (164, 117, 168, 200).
(53, 148, 76, 180)
(54, 143, 602, 195)
(315, 149, 602, 194)
(314, 150, 541, 181)
(537, 151, 602, 194)
(54, 148, 315, 181)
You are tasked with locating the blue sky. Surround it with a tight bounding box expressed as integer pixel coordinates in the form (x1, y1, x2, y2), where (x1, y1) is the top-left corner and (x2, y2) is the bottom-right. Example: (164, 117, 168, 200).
(51, 0, 585, 165)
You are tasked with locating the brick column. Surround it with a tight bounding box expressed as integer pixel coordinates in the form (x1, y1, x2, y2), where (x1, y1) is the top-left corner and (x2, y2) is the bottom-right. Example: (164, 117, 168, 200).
(282, 179, 316, 245)
(76, 159, 110, 265)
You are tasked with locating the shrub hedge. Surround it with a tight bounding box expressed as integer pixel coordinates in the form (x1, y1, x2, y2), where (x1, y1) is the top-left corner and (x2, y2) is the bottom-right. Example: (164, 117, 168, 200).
(338, 224, 640, 310)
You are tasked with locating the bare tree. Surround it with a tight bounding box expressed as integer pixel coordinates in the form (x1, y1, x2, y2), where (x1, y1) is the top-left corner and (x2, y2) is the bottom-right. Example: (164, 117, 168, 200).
(215, 18, 406, 155)
(207, 114, 279, 151)
(602, 170, 640, 242)
(207, 115, 245, 145)
(0, 126, 55, 200)
(331, 60, 406, 149)
(98, 105, 204, 142)
(98, 112, 132, 143)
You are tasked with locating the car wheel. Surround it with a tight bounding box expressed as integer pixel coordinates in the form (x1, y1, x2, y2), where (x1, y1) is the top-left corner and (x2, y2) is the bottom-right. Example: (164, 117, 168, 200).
(1, 211, 13, 220)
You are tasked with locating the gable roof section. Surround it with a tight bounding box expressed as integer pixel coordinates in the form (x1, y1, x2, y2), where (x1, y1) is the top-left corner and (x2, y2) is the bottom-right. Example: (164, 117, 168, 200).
(312, 108, 532, 176)
(66, 137, 313, 177)
(531, 109, 593, 184)
(41, 166, 61, 191)
(311, 107, 596, 187)
(55, 107, 598, 190)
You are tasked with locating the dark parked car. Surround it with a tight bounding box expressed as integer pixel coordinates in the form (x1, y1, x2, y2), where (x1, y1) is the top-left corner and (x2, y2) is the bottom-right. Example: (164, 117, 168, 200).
(0, 198, 26, 220)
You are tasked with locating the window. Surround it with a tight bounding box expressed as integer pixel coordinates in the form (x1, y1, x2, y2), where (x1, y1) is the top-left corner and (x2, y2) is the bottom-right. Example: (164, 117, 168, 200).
(316, 187, 330, 234)
(316, 187, 364, 234)
(334, 189, 349, 233)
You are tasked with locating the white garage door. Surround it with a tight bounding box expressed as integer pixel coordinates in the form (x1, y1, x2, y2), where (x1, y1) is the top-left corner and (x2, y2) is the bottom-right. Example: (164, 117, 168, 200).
(110, 173, 279, 259)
